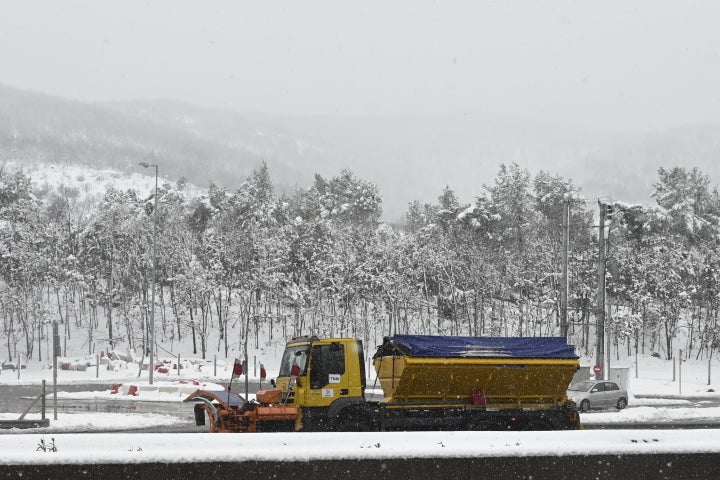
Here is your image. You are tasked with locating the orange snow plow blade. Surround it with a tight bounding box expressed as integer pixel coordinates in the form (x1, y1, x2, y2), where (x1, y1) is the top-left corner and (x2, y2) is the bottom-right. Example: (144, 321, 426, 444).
(183, 389, 297, 433)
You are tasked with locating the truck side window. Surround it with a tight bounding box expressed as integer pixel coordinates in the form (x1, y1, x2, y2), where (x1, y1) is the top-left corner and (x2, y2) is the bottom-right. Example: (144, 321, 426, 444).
(310, 343, 345, 389)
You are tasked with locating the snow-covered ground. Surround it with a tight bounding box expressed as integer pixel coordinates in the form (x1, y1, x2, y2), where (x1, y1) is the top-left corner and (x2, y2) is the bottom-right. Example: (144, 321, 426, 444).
(0, 412, 185, 433)
(3, 430, 720, 466)
(1, 353, 719, 463)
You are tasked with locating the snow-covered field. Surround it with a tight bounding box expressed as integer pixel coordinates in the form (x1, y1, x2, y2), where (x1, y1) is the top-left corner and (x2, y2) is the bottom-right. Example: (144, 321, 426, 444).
(1, 353, 720, 463)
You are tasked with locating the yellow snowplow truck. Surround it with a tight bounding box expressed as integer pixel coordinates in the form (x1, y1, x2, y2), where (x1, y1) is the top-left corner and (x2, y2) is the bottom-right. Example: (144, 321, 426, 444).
(185, 334, 581, 432)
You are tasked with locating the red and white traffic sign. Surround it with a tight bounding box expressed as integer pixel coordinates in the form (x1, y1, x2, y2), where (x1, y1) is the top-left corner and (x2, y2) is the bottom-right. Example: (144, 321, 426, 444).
(593, 364, 602, 375)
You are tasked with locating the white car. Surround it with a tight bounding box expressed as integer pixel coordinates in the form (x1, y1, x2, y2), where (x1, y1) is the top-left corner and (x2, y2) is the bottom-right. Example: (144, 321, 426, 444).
(567, 380, 628, 412)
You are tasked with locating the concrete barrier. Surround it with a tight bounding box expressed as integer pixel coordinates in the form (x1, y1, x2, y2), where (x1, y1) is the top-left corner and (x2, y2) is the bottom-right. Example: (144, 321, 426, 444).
(0, 418, 50, 430)
(2, 453, 719, 480)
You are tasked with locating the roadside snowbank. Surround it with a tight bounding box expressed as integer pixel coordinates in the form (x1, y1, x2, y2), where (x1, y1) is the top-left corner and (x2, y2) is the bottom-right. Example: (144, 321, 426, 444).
(0, 412, 184, 432)
(3, 430, 720, 465)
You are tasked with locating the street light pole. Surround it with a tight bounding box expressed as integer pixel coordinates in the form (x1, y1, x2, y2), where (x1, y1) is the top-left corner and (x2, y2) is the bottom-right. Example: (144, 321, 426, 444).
(596, 201, 607, 380)
(139, 162, 158, 385)
(560, 197, 570, 339)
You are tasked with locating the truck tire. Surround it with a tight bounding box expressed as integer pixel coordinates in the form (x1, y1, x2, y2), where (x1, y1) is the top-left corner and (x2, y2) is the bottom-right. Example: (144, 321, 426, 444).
(193, 404, 206, 426)
(334, 407, 372, 432)
(478, 419, 510, 431)
(522, 419, 552, 431)
(465, 420, 486, 431)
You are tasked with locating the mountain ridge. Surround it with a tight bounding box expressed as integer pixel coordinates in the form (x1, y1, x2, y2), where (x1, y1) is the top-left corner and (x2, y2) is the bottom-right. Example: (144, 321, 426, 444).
(3, 84, 720, 221)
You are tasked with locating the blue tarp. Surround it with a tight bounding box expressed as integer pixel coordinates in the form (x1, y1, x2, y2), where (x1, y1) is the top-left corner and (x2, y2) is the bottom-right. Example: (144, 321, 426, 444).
(383, 335, 578, 359)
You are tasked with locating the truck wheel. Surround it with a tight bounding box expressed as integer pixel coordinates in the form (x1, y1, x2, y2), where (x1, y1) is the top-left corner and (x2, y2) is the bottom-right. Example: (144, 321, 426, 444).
(579, 400, 590, 412)
(481, 419, 510, 431)
(193, 404, 206, 426)
(466, 421, 487, 431)
(616, 397, 627, 410)
(523, 419, 551, 431)
(335, 409, 371, 432)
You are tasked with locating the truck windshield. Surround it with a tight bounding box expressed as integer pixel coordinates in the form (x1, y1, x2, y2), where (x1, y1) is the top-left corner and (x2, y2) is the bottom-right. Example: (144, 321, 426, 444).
(278, 345, 309, 377)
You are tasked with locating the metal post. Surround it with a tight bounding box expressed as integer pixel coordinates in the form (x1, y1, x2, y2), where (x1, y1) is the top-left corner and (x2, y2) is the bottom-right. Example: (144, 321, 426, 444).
(596, 201, 606, 376)
(606, 320, 611, 382)
(672, 356, 676, 382)
(244, 352, 249, 399)
(709, 347, 713, 386)
(139, 162, 159, 385)
(560, 198, 570, 339)
(41, 380, 46, 421)
(138, 316, 145, 378)
(53, 321, 59, 421)
(679, 349, 682, 395)
(96, 354, 99, 378)
(150, 165, 157, 385)
(635, 345, 638, 378)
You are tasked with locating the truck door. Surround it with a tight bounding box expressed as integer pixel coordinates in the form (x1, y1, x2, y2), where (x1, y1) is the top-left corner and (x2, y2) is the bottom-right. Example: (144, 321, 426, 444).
(307, 341, 349, 407)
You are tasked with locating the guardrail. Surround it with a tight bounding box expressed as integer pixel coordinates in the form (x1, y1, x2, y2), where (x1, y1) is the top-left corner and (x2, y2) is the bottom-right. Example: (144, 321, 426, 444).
(3, 453, 720, 480)
(0, 380, 50, 430)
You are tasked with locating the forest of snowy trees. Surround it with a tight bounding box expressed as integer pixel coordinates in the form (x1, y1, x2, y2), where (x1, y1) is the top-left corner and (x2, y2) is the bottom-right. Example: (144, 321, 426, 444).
(1, 162, 719, 365)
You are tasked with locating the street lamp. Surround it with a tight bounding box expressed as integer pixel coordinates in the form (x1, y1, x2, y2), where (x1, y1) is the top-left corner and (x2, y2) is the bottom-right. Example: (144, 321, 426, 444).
(139, 161, 158, 385)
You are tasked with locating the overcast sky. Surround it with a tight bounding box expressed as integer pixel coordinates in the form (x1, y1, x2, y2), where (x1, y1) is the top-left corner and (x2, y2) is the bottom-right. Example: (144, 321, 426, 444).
(2, 0, 720, 131)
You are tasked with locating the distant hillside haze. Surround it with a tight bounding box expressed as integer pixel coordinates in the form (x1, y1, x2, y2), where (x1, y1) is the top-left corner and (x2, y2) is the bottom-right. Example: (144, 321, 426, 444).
(0, 84, 305, 192)
(2, 84, 720, 221)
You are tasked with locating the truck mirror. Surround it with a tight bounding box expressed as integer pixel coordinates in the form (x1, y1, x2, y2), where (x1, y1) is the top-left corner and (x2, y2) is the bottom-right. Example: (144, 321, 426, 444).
(270, 379, 276, 388)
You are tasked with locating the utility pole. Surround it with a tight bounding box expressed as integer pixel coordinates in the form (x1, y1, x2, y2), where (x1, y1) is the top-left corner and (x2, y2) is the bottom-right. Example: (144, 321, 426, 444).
(560, 198, 570, 339)
(139, 162, 159, 385)
(53, 321, 59, 420)
(596, 201, 607, 380)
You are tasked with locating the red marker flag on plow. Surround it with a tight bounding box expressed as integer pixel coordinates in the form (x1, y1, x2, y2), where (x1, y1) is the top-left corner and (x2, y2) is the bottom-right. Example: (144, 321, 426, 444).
(232, 358, 244, 378)
(228, 357, 245, 391)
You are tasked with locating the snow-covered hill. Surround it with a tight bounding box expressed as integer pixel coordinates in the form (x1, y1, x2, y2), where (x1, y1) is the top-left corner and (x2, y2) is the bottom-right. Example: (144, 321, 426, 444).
(4, 83, 720, 222)
(8, 162, 202, 203)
